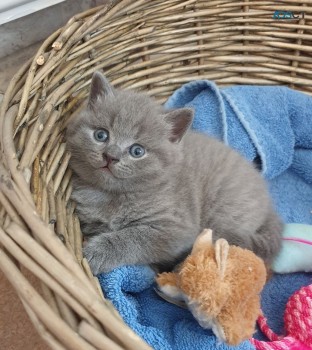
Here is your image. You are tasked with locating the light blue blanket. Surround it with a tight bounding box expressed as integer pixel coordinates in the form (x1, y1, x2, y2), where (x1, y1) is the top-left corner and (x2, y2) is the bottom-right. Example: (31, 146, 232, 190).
(99, 81, 312, 350)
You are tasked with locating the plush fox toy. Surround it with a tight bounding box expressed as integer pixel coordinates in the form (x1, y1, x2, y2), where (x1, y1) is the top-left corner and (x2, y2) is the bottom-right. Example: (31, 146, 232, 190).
(156, 229, 267, 346)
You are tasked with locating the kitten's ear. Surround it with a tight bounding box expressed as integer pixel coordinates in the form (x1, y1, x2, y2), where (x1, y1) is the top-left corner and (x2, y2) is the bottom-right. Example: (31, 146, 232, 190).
(88, 71, 115, 107)
(164, 108, 194, 143)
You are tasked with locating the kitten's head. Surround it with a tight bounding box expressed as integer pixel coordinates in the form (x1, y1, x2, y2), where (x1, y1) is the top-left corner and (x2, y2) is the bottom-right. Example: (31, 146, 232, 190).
(66, 72, 193, 191)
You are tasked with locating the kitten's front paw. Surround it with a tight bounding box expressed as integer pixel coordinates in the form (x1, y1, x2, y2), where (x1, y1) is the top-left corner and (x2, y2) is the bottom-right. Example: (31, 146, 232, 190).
(82, 235, 115, 275)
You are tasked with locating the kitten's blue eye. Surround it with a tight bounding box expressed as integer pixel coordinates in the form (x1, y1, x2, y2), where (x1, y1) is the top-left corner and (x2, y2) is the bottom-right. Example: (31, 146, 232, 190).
(129, 144, 145, 158)
(94, 129, 109, 142)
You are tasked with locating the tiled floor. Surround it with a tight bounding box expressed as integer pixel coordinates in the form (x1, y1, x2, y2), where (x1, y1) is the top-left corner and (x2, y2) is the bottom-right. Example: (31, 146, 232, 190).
(0, 270, 47, 350)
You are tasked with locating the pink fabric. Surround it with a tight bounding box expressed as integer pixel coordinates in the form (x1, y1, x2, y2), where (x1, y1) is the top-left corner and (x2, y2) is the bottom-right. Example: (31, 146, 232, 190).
(251, 285, 312, 350)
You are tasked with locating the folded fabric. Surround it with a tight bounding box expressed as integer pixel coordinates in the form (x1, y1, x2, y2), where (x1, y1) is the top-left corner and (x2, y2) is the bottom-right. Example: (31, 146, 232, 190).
(99, 82, 312, 350)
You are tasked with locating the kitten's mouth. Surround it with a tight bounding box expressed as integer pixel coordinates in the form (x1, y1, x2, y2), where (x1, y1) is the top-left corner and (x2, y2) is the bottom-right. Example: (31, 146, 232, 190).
(101, 165, 114, 175)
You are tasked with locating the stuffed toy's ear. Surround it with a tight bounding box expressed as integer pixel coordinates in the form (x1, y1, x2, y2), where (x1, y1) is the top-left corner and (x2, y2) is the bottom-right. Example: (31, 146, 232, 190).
(88, 71, 115, 107)
(215, 239, 229, 279)
(164, 108, 194, 143)
(191, 229, 214, 254)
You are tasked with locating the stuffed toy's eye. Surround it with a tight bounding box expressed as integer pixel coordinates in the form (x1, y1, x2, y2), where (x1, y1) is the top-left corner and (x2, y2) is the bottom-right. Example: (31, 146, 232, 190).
(94, 129, 109, 142)
(129, 144, 145, 158)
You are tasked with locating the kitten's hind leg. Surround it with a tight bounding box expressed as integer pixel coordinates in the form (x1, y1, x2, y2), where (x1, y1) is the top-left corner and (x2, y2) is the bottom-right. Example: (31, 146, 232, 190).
(211, 211, 283, 266)
(250, 211, 283, 265)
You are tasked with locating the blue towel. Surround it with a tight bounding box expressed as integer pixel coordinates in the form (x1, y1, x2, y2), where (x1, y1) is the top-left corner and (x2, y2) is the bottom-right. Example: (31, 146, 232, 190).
(165, 81, 312, 223)
(99, 82, 312, 349)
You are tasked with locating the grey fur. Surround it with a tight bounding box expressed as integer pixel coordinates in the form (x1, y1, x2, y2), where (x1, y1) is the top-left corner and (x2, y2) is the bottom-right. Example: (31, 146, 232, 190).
(66, 72, 283, 275)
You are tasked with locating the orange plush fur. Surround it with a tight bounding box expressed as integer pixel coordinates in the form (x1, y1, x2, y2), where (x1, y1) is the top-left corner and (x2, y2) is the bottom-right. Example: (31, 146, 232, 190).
(156, 229, 267, 346)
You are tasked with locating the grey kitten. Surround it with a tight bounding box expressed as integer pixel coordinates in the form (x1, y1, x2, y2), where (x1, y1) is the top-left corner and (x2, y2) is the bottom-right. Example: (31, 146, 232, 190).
(66, 71, 283, 275)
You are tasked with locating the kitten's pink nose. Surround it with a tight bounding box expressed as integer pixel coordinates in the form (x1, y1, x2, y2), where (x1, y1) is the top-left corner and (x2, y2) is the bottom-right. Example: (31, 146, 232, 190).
(106, 155, 120, 164)
(104, 145, 122, 164)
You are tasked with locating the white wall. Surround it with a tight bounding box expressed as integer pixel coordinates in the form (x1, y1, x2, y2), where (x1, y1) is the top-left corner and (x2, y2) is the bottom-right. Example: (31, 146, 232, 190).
(0, 0, 107, 59)
(0, 1, 32, 12)
(0, 0, 65, 25)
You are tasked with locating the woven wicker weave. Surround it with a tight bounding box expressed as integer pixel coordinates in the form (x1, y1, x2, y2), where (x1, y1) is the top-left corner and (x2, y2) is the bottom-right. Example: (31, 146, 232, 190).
(0, 1, 312, 349)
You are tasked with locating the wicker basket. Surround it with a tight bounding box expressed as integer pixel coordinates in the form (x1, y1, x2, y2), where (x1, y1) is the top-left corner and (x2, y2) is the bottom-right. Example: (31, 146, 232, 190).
(1, 1, 312, 349)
